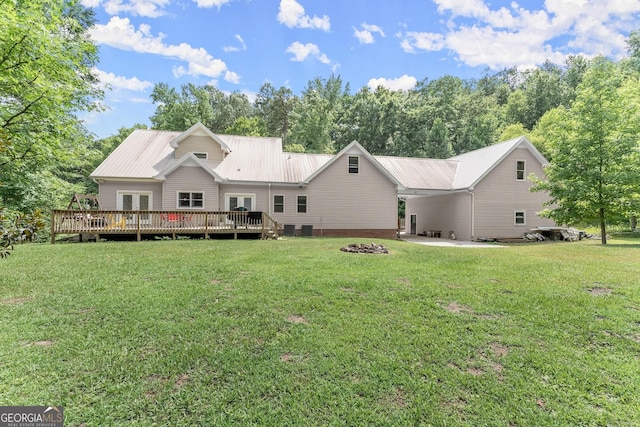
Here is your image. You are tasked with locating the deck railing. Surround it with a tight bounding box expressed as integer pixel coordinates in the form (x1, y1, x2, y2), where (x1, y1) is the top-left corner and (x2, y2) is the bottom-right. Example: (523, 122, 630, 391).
(51, 210, 280, 243)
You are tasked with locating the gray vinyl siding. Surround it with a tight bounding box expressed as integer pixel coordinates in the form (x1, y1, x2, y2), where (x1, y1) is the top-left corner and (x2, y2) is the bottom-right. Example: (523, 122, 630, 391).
(406, 192, 471, 240)
(98, 181, 163, 210)
(175, 135, 225, 161)
(277, 151, 397, 230)
(472, 147, 554, 238)
(162, 166, 219, 210)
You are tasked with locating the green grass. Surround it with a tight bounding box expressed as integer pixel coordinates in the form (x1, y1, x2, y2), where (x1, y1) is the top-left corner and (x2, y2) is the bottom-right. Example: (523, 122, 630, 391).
(1, 238, 639, 426)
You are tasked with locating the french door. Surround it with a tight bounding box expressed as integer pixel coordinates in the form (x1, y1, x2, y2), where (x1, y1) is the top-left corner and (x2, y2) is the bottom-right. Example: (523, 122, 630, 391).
(118, 192, 152, 224)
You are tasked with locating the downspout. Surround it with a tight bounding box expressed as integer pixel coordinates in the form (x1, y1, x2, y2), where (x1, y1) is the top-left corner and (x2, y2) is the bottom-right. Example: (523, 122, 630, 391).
(468, 189, 475, 240)
(268, 183, 272, 216)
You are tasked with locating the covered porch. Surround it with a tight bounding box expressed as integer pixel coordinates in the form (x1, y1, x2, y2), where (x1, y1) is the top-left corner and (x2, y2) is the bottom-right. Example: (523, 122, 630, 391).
(51, 210, 280, 243)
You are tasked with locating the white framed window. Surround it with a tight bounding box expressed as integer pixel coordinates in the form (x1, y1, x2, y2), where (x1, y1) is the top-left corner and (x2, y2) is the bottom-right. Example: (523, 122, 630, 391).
(273, 195, 284, 213)
(226, 194, 255, 211)
(178, 192, 204, 208)
(348, 155, 359, 174)
(194, 152, 208, 160)
(297, 195, 307, 214)
(515, 210, 526, 225)
(516, 160, 525, 181)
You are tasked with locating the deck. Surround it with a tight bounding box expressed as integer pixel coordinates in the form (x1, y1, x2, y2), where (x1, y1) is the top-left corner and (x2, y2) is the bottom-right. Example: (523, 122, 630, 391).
(51, 210, 280, 243)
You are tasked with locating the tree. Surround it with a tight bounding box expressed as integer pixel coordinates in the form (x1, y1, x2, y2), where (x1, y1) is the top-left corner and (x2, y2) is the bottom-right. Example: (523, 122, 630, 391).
(531, 58, 640, 244)
(289, 75, 349, 153)
(224, 116, 266, 136)
(0, 0, 103, 211)
(255, 83, 298, 143)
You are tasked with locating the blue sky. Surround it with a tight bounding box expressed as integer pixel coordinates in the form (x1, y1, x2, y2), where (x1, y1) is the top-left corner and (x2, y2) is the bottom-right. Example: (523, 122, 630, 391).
(80, 0, 640, 138)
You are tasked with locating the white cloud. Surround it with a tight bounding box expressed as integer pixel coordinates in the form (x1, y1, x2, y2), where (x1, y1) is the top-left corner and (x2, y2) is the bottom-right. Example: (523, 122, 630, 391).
(400, 0, 640, 69)
(277, 0, 330, 31)
(192, 0, 232, 7)
(400, 32, 445, 53)
(93, 68, 153, 91)
(285, 42, 331, 64)
(223, 35, 247, 52)
(354, 23, 385, 44)
(367, 75, 417, 91)
(81, 0, 171, 18)
(90, 17, 239, 83)
(224, 70, 241, 84)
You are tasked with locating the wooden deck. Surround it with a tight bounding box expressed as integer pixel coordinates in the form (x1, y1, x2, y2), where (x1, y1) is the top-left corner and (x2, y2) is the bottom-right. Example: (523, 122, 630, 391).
(51, 210, 280, 243)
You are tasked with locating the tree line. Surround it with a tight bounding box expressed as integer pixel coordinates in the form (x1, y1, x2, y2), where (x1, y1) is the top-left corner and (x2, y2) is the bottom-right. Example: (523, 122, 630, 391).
(147, 56, 591, 159)
(1, 0, 639, 246)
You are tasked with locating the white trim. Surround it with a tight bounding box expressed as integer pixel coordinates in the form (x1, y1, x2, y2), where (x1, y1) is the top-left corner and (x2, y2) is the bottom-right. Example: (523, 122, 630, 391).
(296, 194, 308, 214)
(273, 194, 285, 214)
(348, 155, 360, 174)
(516, 160, 526, 181)
(177, 191, 205, 209)
(225, 193, 256, 211)
(116, 190, 153, 210)
(514, 210, 526, 225)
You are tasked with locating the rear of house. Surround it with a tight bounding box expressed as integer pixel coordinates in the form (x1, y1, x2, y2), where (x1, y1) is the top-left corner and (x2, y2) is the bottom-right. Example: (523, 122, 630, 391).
(404, 137, 555, 241)
(89, 124, 554, 241)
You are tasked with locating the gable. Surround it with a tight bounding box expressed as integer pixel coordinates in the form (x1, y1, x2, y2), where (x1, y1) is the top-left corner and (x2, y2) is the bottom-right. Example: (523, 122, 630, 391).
(174, 134, 226, 161)
(304, 140, 402, 188)
(451, 136, 548, 190)
(170, 122, 231, 162)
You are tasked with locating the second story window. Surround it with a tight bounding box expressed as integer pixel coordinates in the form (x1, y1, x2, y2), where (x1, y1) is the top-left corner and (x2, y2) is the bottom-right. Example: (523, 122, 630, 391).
(516, 161, 525, 181)
(348, 156, 359, 174)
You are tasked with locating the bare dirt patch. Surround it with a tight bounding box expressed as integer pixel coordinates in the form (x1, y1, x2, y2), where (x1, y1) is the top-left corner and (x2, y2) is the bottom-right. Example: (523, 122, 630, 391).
(175, 373, 190, 387)
(588, 287, 612, 296)
(379, 388, 407, 409)
(33, 340, 55, 347)
(1, 297, 33, 305)
(287, 315, 309, 325)
(443, 302, 501, 320)
(466, 366, 484, 376)
(445, 302, 473, 314)
(489, 343, 509, 357)
(279, 352, 305, 363)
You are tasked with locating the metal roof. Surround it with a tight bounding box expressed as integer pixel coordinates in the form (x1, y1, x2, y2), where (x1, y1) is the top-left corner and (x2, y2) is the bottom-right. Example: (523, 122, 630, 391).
(375, 156, 459, 192)
(91, 129, 180, 179)
(450, 136, 545, 189)
(91, 126, 545, 192)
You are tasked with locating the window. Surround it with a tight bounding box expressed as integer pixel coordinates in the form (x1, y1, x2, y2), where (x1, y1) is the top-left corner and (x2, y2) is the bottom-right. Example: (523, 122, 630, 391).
(348, 156, 359, 174)
(274, 195, 284, 213)
(226, 194, 255, 211)
(178, 192, 204, 208)
(297, 195, 307, 213)
(515, 210, 526, 225)
(194, 152, 208, 159)
(516, 160, 525, 181)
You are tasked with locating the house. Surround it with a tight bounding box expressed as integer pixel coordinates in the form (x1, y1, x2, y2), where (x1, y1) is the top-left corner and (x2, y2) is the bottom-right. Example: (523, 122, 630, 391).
(90, 122, 554, 240)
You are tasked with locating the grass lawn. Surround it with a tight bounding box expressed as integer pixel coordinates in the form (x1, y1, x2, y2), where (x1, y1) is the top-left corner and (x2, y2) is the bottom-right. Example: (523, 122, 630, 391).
(1, 237, 639, 426)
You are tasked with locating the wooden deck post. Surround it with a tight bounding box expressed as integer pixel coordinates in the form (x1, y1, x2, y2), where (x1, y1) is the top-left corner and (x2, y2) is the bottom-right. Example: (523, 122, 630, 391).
(51, 213, 56, 244)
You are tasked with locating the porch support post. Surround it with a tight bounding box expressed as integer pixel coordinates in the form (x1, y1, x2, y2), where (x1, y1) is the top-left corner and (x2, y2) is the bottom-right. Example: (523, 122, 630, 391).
(50, 211, 56, 244)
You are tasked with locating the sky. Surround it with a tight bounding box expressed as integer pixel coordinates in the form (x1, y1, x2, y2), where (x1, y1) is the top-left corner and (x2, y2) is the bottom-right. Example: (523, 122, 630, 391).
(79, 0, 640, 138)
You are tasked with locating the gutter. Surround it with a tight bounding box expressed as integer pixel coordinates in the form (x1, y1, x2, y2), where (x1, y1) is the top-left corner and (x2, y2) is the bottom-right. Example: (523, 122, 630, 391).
(468, 188, 475, 240)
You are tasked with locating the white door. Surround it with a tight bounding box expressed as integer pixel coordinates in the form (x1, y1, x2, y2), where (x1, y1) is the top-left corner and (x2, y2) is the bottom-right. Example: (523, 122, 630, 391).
(118, 192, 152, 224)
